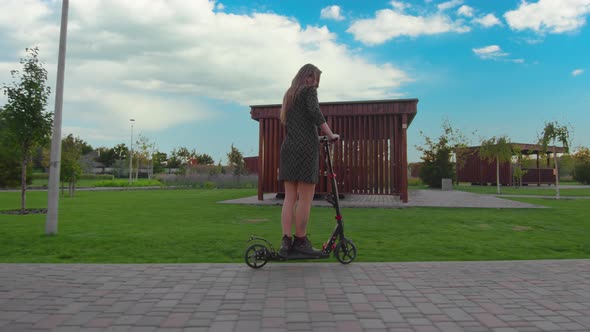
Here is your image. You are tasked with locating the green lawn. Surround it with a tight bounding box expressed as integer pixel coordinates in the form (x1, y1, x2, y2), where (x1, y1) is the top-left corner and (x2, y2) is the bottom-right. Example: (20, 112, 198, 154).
(31, 178, 163, 188)
(454, 184, 590, 196)
(1, 189, 589, 263)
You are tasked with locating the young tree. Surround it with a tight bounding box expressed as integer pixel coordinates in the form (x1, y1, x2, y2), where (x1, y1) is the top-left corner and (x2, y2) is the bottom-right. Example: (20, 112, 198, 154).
(442, 119, 476, 181)
(416, 124, 456, 188)
(60, 134, 84, 196)
(152, 151, 167, 174)
(479, 136, 515, 194)
(1, 47, 52, 213)
(227, 144, 245, 184)
(135, 134, 153, 179)
(170, 146, 197, 174)
(0, 110, 26, 188)
(95, 146, 117, 167)
(540, 121, 571, 200)
(196, 153, 215, 165)
(108, 143, 129, 178)
(112, 143, 128, 161)
(168, 148, 183, 170)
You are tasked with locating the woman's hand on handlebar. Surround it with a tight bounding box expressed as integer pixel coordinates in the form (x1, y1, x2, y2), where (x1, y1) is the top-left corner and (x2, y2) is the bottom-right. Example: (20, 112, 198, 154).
(329, 133, 340, 142)
(319, 134, 340, 142)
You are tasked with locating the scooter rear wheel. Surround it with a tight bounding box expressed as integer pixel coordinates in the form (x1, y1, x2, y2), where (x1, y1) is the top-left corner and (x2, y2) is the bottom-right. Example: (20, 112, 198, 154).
(335, 239, 357, 264)
(244, 244, 269, 269)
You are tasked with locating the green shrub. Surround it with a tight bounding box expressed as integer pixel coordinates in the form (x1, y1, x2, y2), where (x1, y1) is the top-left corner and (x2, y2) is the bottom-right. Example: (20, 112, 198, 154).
(156, 173, 258, 189)
(407, 177, 423, 186)
(574, 162, 590, 185)
(94, 179, 163, 187)
(203, 181, 217, 189)
(32, 173, 113, 180)
(80, 174, 114, 180)
(1, 163, 33, 188)
(241, 182, 254, 189)
(419, 148, 455, 189)
(32, 173, 49, 180)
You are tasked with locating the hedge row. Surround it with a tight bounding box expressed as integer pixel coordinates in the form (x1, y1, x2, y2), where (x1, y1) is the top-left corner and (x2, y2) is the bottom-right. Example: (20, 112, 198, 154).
(31, 173, 114, 180)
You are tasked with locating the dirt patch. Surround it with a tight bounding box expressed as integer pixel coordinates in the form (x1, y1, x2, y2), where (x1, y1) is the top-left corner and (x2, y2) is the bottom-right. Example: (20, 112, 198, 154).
(478, 224, 491, 229)
(513, 225, 533, 231)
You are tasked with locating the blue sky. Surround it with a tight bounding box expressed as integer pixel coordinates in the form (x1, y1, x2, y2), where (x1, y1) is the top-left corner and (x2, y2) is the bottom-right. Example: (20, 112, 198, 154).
(0, 0, 588, 163)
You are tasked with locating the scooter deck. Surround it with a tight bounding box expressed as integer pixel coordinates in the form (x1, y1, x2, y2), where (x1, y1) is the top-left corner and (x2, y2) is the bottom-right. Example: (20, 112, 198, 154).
(276, 251, 330, 260)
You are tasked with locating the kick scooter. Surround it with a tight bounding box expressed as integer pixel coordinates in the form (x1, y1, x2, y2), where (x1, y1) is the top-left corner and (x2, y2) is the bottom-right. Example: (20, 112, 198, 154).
(244, 136, 357, 269)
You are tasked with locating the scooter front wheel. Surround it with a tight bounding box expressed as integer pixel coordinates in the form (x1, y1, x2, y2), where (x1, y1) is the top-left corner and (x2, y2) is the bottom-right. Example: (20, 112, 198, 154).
(244, 243, 269, 269)
(335, 239, 357, 264)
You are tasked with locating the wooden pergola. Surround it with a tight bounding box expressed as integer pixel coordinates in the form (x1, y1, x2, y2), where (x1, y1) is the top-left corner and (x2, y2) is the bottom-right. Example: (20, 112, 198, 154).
(457, 143, 566, 186)
(250, 99, 418, 203)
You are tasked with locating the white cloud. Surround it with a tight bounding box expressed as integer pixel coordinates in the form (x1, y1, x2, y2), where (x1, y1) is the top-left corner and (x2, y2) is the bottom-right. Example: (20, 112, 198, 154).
(320, 5, 344, 21)
(572, 69, 584, 76)
(472, 46, 524, 64)
(472, 45, 508, 59)
(504, 0, 590, 33)
(457, 5, 474, 17)
(438, 0, 463, 11)
(347, 4, 470, 45)
(391, 1, 411, 12)
(0, 0, 411, 147)
(0, 0, 52, 28)
(474, 14, 502, 28)
(216, 3, 225, 11)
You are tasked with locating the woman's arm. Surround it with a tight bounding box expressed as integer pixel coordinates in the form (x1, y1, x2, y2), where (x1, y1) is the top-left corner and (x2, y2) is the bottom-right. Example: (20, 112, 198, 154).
(320, 122, 339, 141)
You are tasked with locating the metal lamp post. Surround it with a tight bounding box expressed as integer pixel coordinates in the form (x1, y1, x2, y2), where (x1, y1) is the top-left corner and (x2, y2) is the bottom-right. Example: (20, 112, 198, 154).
(129, 118, 135, 184)
(45, 0, 69, 235)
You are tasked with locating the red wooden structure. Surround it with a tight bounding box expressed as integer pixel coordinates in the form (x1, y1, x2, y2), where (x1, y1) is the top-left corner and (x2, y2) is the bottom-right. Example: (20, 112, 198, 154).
(243, 156, 259, 174)
(456, 143, 566, 186)
(250, 99, 418, 203)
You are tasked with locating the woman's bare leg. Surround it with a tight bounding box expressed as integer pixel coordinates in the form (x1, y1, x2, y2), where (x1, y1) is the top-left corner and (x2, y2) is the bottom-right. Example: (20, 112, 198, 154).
(294, 182, 316, 237)
(281, 181, 298, 236)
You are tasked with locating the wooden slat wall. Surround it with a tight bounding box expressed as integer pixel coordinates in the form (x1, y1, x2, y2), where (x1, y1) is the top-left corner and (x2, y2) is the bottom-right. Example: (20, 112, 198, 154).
(252, 100, 418, 202)
(456, 149, 512, 186)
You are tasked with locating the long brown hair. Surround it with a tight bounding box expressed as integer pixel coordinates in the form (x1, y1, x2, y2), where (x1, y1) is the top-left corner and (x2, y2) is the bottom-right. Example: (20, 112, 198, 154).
(280, 64, 322, 124)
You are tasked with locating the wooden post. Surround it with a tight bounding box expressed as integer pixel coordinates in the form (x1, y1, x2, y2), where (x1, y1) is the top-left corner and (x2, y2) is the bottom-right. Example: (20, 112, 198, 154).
(257, 120, 264, 200)
(536, 152, 540, 186)
(401, 114, 409, 203)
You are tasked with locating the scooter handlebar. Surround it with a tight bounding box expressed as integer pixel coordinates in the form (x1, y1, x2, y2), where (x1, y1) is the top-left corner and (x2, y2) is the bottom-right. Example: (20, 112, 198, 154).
(319, 135, 341, 143)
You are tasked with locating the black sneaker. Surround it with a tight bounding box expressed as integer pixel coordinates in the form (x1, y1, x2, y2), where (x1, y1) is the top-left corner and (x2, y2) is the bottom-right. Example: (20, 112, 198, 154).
(279, 235, 292, 257)
(292, 235, 322, 256)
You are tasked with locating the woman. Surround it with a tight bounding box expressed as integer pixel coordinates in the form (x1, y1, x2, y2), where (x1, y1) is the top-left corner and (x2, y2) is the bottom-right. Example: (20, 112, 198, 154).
(278, 64, 339, 257)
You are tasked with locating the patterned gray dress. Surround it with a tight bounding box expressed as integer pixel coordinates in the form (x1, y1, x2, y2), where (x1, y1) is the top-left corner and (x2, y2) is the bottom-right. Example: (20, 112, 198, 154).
(279, 86, 326, 184)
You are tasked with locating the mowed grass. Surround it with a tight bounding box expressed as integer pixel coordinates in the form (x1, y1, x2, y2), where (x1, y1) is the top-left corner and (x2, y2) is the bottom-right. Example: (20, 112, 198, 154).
(31, 178, 163, 188)
(454, 184, 590, 196)
(0, 189, 589, 263)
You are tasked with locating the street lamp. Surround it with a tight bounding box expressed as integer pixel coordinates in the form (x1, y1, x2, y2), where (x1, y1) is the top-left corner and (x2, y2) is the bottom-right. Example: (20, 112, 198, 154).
(45, 0, 69, 235)
(129, 118, 135, 184)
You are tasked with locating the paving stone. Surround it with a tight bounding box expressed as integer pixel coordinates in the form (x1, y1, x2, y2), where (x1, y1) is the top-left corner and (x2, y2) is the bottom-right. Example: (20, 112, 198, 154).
(0, 260, 589, 331)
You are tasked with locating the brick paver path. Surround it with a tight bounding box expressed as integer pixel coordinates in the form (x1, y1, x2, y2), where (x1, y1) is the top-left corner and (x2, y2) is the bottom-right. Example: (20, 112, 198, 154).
(1, 260, 589, 331)
(219, 190, 545, 209)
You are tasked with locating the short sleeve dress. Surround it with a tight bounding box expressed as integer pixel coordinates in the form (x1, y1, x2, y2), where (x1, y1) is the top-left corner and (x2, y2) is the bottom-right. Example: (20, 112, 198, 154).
(278, 86, 326, 184)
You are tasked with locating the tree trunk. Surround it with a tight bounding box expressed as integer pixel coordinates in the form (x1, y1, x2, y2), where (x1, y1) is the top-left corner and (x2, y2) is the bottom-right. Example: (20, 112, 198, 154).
(496, 156, 501, 194)
(69, 179, 76, 197)
(20, 157, 27, 214)
(554, 146, 560, 200)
